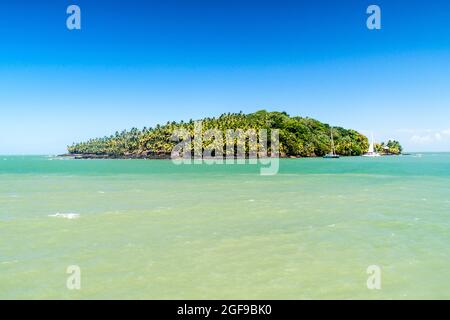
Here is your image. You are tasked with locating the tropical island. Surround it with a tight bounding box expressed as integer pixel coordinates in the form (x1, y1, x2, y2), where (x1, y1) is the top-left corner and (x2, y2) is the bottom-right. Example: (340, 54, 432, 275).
(374, 140, 403, 155)
(66, 110, 402, 159)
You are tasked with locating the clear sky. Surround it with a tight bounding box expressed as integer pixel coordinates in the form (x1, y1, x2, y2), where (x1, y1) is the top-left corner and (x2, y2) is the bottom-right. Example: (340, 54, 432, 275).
(1, 0, 449, 154)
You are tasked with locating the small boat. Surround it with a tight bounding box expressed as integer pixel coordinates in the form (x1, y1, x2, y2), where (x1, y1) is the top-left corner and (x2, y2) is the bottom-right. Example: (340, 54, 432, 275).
(363, 133, 381, 157)
(323, 153, 340, 159)
(323, 127, 340, 159)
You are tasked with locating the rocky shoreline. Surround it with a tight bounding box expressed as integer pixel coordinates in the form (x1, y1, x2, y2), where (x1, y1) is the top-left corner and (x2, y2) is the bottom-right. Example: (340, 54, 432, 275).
(59, 152, 402, 160)
(58, 153, 307, 160)
(58, 152, 173, 160)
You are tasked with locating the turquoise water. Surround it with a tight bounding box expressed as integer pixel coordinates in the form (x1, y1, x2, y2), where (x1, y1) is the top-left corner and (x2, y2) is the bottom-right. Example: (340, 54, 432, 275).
(1, 154, 450, 299)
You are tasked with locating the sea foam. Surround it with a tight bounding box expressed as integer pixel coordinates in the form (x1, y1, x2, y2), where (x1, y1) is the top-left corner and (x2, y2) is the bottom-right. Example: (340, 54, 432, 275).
(48, 213, 80, 219)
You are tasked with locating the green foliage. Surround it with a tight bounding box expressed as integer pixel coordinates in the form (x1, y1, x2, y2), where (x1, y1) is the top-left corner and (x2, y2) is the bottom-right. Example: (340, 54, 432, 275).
(375, 140, 403, 155)
(67, 110, 371, 157)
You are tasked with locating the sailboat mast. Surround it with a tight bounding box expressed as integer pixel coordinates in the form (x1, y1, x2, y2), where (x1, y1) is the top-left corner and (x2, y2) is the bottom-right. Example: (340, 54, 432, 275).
(330, 127, 335, 154)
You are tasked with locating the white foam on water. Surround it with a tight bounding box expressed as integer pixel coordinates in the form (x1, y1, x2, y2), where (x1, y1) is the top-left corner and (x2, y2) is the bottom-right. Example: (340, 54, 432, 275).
(48, 213, 80, 219)
(1, 260, 19, 265)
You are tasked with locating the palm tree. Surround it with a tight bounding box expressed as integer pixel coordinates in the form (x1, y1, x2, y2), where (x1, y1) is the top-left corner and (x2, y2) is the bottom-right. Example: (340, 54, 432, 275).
(68, 111, 382, 158)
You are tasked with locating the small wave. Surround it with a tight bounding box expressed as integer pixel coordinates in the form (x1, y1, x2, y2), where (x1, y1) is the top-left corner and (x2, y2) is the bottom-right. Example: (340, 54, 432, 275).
(1, 260, 19, 265)
(48, 213, 80, 219)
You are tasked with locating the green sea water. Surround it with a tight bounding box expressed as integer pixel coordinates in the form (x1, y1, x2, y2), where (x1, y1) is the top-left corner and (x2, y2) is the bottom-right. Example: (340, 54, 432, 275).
(1, 154, 449, 299)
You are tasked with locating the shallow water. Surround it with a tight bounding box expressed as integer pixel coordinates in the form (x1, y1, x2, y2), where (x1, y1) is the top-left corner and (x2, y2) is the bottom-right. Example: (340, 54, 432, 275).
(1, 154, 449, 299)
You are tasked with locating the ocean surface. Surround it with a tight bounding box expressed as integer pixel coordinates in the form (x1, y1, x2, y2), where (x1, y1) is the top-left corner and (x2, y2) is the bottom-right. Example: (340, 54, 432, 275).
(1, 154, 449, 299)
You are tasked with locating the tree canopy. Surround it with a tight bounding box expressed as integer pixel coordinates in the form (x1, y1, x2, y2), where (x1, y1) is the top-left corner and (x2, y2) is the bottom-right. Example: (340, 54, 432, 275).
(375, 140, 403, 155)
(67, 110, 382, 158)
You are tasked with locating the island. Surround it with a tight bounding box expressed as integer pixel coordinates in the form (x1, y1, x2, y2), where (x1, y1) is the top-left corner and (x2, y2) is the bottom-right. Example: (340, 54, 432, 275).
(65, 110, 402, 159)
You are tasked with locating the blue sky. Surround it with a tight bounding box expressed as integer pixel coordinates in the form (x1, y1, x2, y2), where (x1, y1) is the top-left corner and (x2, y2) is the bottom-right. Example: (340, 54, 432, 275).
(0, 0, 449, 154)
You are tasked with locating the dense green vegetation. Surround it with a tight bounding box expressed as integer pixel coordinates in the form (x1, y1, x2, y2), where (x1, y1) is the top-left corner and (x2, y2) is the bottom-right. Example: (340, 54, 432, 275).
(375, 140, 403, 155)
(67, 110, 375, 158)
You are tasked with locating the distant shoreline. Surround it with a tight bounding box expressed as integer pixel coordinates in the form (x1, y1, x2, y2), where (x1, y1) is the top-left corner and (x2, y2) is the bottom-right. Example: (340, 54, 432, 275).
(58, 153, 172, 160)
(58, 153, 402, 160)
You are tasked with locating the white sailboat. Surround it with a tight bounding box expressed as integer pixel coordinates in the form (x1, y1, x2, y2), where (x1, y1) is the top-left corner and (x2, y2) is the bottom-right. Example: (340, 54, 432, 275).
(323, 127, 340, 158)
(363, 133, 380, 157)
